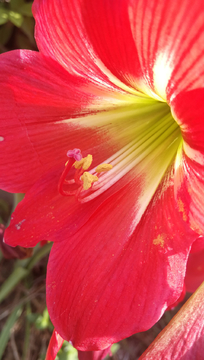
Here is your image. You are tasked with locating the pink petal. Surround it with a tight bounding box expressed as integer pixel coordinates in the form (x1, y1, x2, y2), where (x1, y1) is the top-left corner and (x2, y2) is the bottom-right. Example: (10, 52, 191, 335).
(78, 346, 111, 360)
(185, 248, 204, 293)
(140, 281, 204, 360)
(0, 50, 125, 193)
(43, 167, 197, 350)
(45, 329, 64, 360)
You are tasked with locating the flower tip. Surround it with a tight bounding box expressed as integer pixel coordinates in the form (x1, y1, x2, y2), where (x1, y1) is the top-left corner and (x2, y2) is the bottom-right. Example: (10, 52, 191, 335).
(67, 148, 82, 161)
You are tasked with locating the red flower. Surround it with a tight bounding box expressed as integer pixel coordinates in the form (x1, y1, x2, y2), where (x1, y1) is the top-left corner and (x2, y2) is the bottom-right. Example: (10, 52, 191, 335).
(0, 0, 204, 353)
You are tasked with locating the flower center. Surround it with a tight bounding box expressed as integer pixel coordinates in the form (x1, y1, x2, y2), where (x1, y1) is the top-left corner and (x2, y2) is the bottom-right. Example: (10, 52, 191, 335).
(58, 98, 181, 204)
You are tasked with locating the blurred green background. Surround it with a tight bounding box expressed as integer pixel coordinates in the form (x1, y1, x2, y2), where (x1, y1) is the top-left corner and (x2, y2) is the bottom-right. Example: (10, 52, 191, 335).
(0, 0, 37, 53)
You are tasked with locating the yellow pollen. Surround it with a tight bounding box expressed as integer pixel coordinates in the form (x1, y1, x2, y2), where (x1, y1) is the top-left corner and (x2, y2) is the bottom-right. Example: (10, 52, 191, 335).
(74, 158, 84, 169)
(95, 163, 113, 173)
(177, 198, 187, 222)
(81, 172, 98, 190)
(74, 154, 93, 170)
(153, 234, 165, 248)
(82, 154, 93, 170)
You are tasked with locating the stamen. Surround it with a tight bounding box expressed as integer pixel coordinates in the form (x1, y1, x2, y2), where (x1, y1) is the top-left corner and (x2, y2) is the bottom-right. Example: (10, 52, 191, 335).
(58, 149, 113, 198)
(77, 114, 180, 203)
(95, 164, 113, 173)
(74, 154, 93, 170)
(73, 159, 84, 169)
(81, 172, 98, 190)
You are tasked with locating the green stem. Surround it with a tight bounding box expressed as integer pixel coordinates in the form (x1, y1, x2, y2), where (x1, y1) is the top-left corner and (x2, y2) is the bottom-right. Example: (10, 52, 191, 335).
(0, 242, 52, 303)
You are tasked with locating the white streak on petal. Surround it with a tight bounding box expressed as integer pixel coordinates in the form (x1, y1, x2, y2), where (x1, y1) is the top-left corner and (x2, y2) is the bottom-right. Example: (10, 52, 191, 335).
(183, 141, 204, 165)
(154, 53, 173, 101)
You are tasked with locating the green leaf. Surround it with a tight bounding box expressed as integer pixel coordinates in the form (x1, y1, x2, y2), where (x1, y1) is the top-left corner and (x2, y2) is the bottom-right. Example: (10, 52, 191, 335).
(8, 10, 23, 27)
(0, 266, 29, 303)
(19, 3, 33, 17)
(0, 8, 9, 25)
(0, 305, 23, 360)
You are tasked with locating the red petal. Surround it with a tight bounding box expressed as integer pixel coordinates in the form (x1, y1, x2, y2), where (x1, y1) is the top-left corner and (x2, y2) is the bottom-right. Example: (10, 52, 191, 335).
(185, 248, 204, 293)
(45, 329, 64, 360)
(171, 89, 204, 158)
(78, 346, 111, 360)
(0, 224, 33, 259)
(166, 284, 186, 311)
(140, 281, 204, 360)
(33, 0, 122, 88)
(0, 50, 124, 193)
(171, 90, 204, 236)
(81, 0, 141, 89)
(45, 167, 196, 350)
(128, 0, 204, 98)
(4, 162, 143, 247)
(4, 118, 181, 248)
(33, 0, 204, 98)
(190, 237, 204, 254)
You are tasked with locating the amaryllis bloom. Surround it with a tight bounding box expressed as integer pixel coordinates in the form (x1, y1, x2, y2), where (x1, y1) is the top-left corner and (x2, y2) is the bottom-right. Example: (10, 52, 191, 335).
(0, 0, 204, 353)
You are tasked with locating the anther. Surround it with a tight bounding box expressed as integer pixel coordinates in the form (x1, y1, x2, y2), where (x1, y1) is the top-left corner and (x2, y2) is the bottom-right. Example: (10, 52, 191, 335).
(74, 154, 93, 170)
(81, 172, 98, 190)
(58, 149, 113, 200)
(95, 164, 113, 173)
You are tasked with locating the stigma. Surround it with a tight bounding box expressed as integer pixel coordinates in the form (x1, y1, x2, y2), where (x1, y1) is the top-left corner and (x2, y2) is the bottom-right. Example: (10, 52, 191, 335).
(58, 149, 112, 200)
